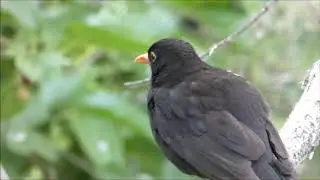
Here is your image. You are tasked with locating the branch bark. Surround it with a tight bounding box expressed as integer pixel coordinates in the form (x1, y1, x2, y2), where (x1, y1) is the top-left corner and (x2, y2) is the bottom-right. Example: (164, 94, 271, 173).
(280, 59, 320, 166)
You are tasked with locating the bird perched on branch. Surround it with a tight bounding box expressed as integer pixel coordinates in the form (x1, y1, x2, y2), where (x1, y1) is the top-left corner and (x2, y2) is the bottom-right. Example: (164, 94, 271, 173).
(134, 38, 296, 180)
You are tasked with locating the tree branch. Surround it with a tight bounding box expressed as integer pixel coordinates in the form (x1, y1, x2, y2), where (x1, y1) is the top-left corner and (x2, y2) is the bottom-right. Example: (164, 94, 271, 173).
(280, 59, 320, 166)
(124, 0, 278, 87)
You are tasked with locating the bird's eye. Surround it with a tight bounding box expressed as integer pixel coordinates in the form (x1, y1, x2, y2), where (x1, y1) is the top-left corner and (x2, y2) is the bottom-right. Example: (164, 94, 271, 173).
(150, 51, 157, 63)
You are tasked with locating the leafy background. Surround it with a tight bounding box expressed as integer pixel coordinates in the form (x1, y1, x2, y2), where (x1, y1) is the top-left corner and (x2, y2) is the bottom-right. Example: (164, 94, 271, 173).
(0, 0, 319, 179)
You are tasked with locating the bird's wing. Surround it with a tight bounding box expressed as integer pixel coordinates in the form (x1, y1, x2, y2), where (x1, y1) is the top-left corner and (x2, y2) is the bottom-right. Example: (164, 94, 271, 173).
(217, 73, 295, 178)
(201, 71, 293, 177)
(150, 85, 266, 180)
(217, 73, 290, 160)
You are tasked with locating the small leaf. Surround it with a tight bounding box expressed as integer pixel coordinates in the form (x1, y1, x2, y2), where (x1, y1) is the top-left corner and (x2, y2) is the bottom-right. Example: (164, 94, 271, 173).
(126, 136, 164, 177)
(88, 2, 178, 40)
(0, 60, 26, 120)
(38, 72, 87, 107)
(14, 51, 69, 83)
(50, 122, 72, 151)
(6, 131, 59, 162)
(162, 160, 195, 180)
(0, 146, 29, 178)
(6, 71, 89, 130)
(1, 0, 39, 28)
(63, 23, 148, 54)
(79, 91, 153, 141)
(68, 112, 125, 167)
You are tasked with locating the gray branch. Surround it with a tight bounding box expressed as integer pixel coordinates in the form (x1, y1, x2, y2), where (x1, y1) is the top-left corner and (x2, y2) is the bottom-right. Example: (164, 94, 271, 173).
(280, 59, 320, 166)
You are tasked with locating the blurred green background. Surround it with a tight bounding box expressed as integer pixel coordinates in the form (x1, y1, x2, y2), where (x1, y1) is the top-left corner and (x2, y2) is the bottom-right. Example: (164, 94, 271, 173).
(0, 0, 319, 179)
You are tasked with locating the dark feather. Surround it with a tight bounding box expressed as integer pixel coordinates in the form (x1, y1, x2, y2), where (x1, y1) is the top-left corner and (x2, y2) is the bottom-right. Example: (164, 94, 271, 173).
(142, 38, 296, 180)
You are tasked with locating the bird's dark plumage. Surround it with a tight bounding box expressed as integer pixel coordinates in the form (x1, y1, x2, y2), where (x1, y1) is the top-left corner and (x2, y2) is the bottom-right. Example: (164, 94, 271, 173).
(135, 38, 296, 180)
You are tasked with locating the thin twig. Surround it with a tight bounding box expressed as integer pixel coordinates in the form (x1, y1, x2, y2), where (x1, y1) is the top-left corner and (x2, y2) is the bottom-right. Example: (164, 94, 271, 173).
(124, 0, 278, 87)
(201, 0, 278, 58)
(123, 78, 149, 87)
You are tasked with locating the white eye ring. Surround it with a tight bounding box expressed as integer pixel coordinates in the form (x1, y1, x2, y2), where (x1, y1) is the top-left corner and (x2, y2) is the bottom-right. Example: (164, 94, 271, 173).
(150, 51, 157, 62)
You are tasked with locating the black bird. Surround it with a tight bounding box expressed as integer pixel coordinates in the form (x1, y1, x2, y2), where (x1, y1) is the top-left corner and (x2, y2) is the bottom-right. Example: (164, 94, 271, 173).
(134, 38, 296, 180)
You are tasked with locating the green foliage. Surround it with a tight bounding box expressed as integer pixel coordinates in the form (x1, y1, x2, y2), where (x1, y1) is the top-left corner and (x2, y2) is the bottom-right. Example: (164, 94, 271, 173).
(0, 0, 319, 179)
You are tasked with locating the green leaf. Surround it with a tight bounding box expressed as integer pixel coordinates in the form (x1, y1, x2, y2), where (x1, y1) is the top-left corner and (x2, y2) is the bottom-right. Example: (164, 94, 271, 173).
(89, 1, 178, 41)
(50, 122, 72, 151)
(14, 51, 69, 83)
(0, 146, 29, 178)
(38, 71, 87, 107)
(0, 60, 26, 120)
(126, 136, 164, 177)
(79, 91, 153, 141)
(63, 23, 148, 54)
(5, 71, 88, 132)
(1, 0, 39, 28)
(5, 131, 59, 162)
(162, 160, 195, 180)
(68, 112, 125, 167)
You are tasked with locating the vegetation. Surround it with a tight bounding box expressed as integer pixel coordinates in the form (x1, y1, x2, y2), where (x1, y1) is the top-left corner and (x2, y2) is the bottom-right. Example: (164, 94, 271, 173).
(0, 1, 319, 179)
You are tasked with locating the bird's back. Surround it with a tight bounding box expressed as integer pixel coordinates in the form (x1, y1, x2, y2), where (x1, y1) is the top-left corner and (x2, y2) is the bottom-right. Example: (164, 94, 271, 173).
(148, 67, 296, 180)
(196, 68, 296, 180)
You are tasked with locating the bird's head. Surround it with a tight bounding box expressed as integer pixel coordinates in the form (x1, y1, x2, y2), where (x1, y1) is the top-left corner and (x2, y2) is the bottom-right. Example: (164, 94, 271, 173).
(134, 38, 204, 86)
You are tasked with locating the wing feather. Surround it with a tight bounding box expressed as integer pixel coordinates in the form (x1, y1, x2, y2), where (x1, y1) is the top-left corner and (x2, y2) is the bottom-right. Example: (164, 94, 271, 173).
(150, 86, 265, 180)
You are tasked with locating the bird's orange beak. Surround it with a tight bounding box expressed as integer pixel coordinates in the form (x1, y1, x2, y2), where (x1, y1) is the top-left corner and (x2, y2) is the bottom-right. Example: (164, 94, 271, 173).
(134, 53, 149, 64)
